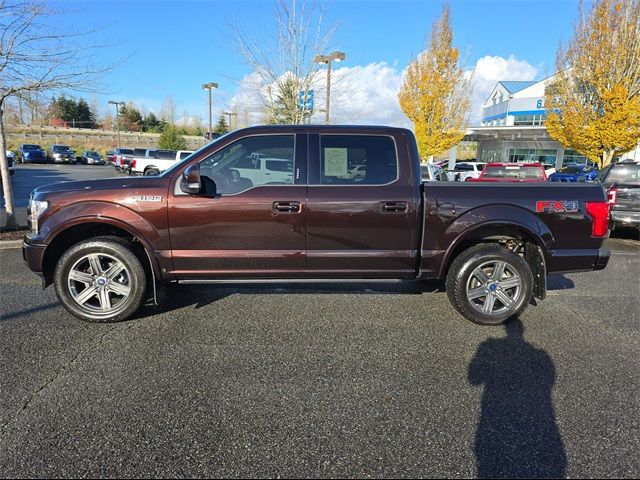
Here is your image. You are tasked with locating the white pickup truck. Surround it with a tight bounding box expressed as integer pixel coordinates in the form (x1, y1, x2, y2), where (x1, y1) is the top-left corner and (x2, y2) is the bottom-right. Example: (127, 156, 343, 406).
(445, 161, 486, 182)
(129, 149, 194, 176)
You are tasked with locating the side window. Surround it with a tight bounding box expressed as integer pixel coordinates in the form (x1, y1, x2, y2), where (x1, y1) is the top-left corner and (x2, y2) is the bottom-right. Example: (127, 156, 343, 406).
(319, 135, 397, 185)
(199, 135, 295, 195)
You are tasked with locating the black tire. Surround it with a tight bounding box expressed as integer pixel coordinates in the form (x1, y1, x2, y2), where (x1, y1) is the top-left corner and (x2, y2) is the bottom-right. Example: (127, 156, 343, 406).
(446, 244, 534, 326)
(144, 167, 160, 176)
(54, 237, 147, 322)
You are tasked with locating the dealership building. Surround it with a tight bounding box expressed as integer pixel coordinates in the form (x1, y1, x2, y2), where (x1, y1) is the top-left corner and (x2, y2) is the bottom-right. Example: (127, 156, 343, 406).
(463, 77, 640, 168)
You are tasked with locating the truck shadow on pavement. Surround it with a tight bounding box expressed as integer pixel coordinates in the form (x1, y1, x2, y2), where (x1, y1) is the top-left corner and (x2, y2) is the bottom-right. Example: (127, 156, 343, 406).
(468, 319, 567, 479)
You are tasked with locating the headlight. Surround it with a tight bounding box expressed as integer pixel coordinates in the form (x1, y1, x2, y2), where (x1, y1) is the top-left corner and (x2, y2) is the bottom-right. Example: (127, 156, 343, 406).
(28, 199, 48, 235)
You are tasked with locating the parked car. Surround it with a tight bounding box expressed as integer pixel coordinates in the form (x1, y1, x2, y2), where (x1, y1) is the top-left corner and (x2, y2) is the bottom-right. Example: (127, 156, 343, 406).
(6, 151, 15, 175)
(129, 149, 194, 176)
(543, 163, 556, 176)
(596, 160, 640, 235)
(421, 163, 448, 182)
(344, 164, 367, 180)
(467, 163, 547, 183)
(47, 144, 76, 164)
(548, 164, 599, 182)
(445, 162, 486, 182)
(106, 150, 116, 165)
(23, 125, 611, 325)
(17, 144, 47, 164)
(81, 151, 105, 165)
(112, 148, 135, 172)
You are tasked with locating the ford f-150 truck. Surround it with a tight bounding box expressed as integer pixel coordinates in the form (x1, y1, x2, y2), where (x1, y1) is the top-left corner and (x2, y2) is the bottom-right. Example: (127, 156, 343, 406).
(23, 125, 611, 325)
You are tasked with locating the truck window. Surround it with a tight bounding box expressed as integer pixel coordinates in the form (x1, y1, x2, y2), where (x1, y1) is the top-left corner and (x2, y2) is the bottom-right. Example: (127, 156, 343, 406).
(198, 135, 295, 194)
(319, 135, 397, 185)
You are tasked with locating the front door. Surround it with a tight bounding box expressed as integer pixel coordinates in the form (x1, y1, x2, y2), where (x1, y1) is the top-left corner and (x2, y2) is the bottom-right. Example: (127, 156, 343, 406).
(168, 133, 307, 278)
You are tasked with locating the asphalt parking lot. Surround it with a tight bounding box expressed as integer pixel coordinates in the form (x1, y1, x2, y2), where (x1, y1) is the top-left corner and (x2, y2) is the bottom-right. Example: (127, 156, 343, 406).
(1, 164, 639, 477)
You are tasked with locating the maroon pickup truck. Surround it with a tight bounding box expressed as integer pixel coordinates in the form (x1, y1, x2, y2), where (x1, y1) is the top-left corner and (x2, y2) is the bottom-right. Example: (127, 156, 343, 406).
(23, 125, 611, 325)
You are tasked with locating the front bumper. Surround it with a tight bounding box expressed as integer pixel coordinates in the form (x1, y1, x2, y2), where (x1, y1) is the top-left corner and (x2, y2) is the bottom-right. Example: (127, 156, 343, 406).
(22, 237, 46, 274)
(611, 210, 640, 228)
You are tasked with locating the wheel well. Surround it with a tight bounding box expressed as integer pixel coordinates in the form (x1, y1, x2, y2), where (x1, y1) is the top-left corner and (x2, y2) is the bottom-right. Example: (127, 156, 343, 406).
(42, 223, 153, 287)
(444, 225, 547, 299)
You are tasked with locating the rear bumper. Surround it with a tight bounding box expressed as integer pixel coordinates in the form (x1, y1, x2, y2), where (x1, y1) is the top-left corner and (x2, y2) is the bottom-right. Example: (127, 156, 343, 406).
(547, 248, 610, 273)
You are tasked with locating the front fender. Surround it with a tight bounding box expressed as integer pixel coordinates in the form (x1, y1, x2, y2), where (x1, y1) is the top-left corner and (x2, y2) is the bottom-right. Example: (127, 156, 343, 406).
(36, 201, 168, 278)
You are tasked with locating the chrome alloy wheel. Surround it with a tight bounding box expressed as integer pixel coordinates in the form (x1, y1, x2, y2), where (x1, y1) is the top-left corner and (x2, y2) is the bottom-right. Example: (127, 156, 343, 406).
(67, 253, 132, 315)
(465, 260, 522, 316)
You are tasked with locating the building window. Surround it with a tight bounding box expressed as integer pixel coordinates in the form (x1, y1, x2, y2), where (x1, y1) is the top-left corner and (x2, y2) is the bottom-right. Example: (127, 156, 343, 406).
(480, 148, 502, 162)
(513, 114, 547, 126)
(508, 148, 558, 164)
(563, 149, 590, 166)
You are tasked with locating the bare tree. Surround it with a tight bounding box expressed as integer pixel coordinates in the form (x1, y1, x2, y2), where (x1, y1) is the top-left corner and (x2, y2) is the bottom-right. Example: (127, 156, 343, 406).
(160, 95, 176, 126)
(0, 1, 111, 229)
(232, 0, 336, 124)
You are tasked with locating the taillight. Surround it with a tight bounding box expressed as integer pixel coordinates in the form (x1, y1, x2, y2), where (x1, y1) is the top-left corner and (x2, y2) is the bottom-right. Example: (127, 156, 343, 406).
(607, 184, 618, 205)
(585, 201, 610, 237)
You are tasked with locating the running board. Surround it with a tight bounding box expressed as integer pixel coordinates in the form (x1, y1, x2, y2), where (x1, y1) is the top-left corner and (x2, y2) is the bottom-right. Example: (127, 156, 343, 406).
(178, 278, 407, 285)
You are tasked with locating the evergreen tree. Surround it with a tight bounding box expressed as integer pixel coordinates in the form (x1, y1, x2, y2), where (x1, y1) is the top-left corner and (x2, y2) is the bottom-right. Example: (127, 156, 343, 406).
(158, 125, 187, 150)
(214, 114, 229, 134)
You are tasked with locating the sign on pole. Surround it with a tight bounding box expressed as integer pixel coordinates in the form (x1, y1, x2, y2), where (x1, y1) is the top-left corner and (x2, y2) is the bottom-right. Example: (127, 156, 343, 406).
(299, 90, 314, 111)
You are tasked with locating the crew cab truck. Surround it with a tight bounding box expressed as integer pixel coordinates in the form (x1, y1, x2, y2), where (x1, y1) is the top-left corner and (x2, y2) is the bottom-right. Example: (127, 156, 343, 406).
(23, 125, 611, 325)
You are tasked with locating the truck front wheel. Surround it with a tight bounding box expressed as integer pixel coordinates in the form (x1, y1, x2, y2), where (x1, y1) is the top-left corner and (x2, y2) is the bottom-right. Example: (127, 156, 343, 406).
(446, 244, 534, 326)
(53, 238, 147, 322)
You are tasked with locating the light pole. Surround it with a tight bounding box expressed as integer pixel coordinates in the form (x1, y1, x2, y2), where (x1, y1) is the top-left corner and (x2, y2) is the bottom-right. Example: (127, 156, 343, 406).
(222, 110, 237, 131)
(108, 100, 124, 148)
(202, 82, 218, 140)
(314, 51, 346, 124)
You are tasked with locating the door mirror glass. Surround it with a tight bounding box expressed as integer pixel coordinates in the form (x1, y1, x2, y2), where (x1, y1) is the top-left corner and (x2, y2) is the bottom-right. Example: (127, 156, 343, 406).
(181, 163, 202, 194)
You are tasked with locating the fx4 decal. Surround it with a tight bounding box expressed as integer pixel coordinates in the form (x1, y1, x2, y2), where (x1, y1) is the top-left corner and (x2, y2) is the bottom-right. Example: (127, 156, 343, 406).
(536, 200, 579, 213)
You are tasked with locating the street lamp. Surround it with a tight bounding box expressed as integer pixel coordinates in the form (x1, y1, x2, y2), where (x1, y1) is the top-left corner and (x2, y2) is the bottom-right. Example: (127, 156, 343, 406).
(202, 82, 218, 140)
(314, 51, 346, 124)
(223, 110, 237, 131)
(108, 100, 124, 148)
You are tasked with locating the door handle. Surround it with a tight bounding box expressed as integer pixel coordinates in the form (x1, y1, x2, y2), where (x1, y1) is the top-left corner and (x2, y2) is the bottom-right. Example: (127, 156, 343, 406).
(381, 201, 408, 213)
(273, 201, 301, 214)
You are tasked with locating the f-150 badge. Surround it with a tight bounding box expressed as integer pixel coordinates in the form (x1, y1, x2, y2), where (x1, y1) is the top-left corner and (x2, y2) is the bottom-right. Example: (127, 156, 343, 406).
(131, 195, 162, 202)
(536, 200, 579, 213)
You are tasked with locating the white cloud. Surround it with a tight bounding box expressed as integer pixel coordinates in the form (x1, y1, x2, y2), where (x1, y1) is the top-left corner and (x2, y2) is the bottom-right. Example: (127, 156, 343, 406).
(229, 55, 539, 128)
(467, 55, 539, 124)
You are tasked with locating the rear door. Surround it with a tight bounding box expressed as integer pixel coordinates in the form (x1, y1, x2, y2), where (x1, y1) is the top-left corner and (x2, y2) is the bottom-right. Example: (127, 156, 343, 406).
(167, 132, 308, 278)
(306, 130, 419, 278)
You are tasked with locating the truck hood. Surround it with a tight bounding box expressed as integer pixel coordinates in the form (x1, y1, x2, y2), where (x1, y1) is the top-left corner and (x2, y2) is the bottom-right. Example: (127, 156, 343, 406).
(32, 177, 165, 196)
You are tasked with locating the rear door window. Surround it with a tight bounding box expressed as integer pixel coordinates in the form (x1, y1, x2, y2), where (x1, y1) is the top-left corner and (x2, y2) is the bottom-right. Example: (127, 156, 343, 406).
(318, 135, 397, 185)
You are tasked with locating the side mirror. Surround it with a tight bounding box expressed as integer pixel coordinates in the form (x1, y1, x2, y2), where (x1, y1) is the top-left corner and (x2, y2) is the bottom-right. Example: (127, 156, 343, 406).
(181, 163, 202, 194)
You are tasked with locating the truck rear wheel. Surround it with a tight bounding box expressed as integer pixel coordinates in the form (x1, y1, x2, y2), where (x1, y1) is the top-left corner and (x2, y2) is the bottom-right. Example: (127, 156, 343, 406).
(53, 238, 147, 322)
(144, 167, 160, 176)
(446, 244, 533, 326)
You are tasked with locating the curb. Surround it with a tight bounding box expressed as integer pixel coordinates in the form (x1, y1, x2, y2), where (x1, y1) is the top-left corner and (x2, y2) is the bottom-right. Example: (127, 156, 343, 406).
(0, 240, 23, 250)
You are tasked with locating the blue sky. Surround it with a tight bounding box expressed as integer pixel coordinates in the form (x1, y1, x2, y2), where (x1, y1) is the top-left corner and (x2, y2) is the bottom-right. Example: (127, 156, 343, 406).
(52, 0, 582, 125)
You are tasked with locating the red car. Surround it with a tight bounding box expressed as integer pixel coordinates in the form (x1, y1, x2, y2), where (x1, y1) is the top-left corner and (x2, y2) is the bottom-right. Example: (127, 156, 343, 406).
(467, 163, 548, 182)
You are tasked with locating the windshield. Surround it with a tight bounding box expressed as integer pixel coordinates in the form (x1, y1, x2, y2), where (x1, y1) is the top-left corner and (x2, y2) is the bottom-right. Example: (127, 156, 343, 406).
(53, 145, 72, 152)
(605, 164, 640, 185)
(23, 144, 41, 151)
(482, 165, 545, 180)
(160, 132, 232, 177)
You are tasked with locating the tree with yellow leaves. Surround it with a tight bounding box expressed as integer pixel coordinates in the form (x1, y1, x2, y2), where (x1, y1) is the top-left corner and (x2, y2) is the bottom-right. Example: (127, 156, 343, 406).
(398, 4, 471, 161)
(545, 0, 640, 167)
